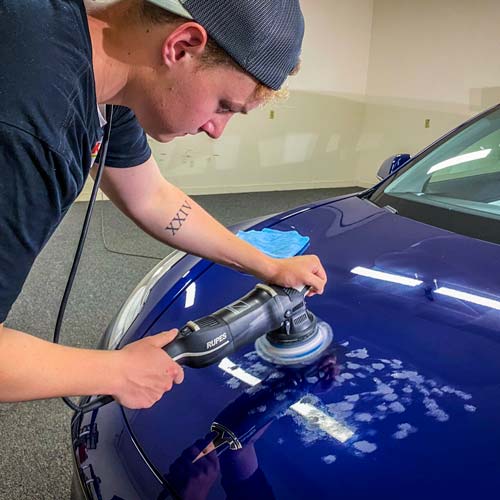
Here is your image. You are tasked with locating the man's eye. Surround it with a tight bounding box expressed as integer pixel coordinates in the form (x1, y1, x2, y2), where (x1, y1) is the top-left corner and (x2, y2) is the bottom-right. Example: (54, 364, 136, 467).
(217, 104, 234, 114)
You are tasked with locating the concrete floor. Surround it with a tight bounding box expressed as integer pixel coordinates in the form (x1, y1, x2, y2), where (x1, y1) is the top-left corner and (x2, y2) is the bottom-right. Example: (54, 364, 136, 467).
(0, 187, 361, 499)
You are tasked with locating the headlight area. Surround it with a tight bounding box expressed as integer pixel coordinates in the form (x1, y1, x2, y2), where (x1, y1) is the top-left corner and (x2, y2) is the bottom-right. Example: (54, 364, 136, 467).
(71, 404, 171, 500)
(102, 250, 186, 350)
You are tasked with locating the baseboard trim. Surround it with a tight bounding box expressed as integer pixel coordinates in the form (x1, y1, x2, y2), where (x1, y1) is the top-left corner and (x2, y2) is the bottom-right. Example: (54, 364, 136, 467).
(75, 179, 360, 201)
(180, 180, 359, 196)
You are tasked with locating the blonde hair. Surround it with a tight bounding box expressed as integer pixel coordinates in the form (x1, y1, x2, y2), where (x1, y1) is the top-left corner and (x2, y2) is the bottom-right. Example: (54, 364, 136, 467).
(138, 1, 299, 103)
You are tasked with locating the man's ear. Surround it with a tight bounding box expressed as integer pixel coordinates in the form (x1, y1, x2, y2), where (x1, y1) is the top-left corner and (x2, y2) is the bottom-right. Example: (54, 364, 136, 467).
(161, 22, 208, 68)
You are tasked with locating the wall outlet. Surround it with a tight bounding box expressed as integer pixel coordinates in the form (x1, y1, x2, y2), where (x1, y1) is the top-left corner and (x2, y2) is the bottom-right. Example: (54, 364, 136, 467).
(425, 119, 431, 128)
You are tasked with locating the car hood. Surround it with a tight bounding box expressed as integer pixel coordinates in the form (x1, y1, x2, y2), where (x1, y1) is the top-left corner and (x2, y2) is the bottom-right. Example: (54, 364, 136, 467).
(124, 196, 500, 499)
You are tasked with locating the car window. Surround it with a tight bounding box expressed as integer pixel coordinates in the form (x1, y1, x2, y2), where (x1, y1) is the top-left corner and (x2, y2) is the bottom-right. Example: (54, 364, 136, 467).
(367, 106, 500, 244)
(384, 107, 500, 219)
(428, 128, 500, 183)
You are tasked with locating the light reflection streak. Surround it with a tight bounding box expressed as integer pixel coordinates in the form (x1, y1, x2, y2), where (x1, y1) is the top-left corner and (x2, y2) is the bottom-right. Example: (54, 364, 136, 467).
(351, 266, 423, 287)
(218, 358, 262, 387)
(427, 149, 491, 174)
(435, 287, 500, 310)
(184, 282, 197, 308)
(290, 400, 354, 443)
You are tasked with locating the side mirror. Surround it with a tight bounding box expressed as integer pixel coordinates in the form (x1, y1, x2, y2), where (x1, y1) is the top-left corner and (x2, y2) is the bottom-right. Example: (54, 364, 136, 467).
(377, 154, 411, 180)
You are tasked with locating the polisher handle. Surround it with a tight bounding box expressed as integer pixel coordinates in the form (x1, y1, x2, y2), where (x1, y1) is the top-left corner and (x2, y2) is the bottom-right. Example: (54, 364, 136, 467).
(164, 284, 291, 368)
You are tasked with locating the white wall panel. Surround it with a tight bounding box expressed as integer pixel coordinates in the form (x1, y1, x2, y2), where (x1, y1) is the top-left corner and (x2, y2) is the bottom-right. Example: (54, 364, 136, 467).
(356, 0, 500, 185)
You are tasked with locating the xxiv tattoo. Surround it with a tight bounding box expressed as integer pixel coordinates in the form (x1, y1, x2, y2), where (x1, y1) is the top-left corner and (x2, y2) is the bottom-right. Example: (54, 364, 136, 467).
(165, 200, 192, 236)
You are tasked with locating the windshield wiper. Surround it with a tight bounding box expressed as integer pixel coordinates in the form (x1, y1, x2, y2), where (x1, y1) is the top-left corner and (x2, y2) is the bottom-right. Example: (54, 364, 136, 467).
(384, 205, 398, 214)
(362, 197, 399, 214)
(359, 186, 378, 199)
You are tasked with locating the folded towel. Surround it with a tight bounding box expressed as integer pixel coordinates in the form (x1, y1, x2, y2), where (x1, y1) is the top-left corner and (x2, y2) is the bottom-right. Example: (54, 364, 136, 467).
(237, 228, 310, 259)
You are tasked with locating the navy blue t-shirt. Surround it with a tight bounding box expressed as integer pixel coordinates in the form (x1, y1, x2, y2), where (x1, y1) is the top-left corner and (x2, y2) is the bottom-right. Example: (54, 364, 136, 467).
(0, 0, 152, 322)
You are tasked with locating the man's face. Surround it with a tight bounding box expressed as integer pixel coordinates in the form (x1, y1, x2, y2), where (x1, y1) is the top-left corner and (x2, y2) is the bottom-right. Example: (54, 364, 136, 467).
(132, 62, 262, 143)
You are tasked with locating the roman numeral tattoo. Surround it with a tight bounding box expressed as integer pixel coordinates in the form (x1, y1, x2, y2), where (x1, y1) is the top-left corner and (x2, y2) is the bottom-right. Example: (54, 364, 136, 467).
(165, 200, 192, 236)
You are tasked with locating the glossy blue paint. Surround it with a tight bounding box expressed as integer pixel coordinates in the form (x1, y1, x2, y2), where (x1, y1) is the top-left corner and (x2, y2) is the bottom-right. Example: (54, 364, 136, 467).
(71, 400, 173, 499)
(73, 192, 500, 499)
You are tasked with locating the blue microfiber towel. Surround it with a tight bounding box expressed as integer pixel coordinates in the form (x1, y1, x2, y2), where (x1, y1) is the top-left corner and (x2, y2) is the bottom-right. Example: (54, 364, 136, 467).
(237, 228, 310, 259)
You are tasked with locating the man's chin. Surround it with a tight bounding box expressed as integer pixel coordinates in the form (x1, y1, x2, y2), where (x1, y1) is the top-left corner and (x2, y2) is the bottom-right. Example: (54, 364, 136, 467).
(148, 133, 174, 143)
(149, 132, 188, 143)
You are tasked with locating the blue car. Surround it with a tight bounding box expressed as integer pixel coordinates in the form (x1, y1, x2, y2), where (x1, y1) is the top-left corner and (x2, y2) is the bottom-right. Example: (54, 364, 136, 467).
(71, 103, 500, 500)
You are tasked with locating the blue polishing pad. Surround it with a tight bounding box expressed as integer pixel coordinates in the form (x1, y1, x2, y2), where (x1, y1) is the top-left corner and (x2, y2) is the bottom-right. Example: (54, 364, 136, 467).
(237, 228, 310, 259)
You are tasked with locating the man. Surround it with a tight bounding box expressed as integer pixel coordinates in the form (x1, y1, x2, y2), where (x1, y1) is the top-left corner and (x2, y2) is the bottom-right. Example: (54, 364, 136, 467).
(0, 0, 327, 410)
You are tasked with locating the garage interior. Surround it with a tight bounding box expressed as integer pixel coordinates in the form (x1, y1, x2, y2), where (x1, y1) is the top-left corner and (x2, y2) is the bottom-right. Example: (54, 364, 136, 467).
(1, 0, 500, 498)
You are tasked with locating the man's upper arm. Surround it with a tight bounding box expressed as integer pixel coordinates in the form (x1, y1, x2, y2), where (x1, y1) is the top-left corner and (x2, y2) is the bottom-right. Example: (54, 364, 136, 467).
(95, 155, 169, 219)
(91, 105, 163, 216)
(99, 106, 152, 169)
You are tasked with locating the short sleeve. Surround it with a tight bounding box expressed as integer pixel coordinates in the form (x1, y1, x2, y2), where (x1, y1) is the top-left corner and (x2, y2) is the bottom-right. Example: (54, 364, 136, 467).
(0, 125, 67, 323)
(101, 106, 152, 168)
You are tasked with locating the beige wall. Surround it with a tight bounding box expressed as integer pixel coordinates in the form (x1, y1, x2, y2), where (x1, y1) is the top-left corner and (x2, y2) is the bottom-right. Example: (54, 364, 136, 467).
(150, 91, 366, 194)
(356, 0, 500, 185)
(292, 0, 373, 95)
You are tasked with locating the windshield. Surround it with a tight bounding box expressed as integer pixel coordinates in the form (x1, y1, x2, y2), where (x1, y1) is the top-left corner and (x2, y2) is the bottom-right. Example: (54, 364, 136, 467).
(369, 105, 500, 243)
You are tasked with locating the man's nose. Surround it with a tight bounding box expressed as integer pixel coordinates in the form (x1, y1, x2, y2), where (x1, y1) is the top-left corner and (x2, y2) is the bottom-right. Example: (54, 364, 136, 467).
(201, 115, 232, 139)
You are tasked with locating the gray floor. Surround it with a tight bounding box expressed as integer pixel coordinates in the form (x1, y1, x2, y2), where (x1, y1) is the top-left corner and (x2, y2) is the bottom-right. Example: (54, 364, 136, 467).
(0, 187, 361, 500)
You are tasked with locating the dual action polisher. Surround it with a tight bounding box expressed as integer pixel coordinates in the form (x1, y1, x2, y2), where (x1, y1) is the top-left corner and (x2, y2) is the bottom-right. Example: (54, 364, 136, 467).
(166, 283, 333, 368)
(88, 284, 333, 412)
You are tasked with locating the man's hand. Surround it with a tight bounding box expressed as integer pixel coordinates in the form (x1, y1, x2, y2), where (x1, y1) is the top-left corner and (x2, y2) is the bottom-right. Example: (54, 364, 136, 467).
(111, 330, 184, 409)
(263, 255, 327, 296)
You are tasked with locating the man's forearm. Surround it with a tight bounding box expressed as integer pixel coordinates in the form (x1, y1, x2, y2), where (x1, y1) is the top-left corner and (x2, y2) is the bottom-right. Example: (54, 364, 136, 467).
(127, 181, 278, 280)
(97, 160, 327, 294)
(0, 325, 119, 402)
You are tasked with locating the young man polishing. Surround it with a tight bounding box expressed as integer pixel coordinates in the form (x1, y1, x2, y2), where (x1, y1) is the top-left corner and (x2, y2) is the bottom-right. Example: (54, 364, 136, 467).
(0, 0, 327, 409)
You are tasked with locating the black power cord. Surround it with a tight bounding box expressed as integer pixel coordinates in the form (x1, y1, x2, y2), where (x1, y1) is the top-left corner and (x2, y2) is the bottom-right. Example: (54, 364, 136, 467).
(99, 191, 161, 261)
(53, 105, 115, 414)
